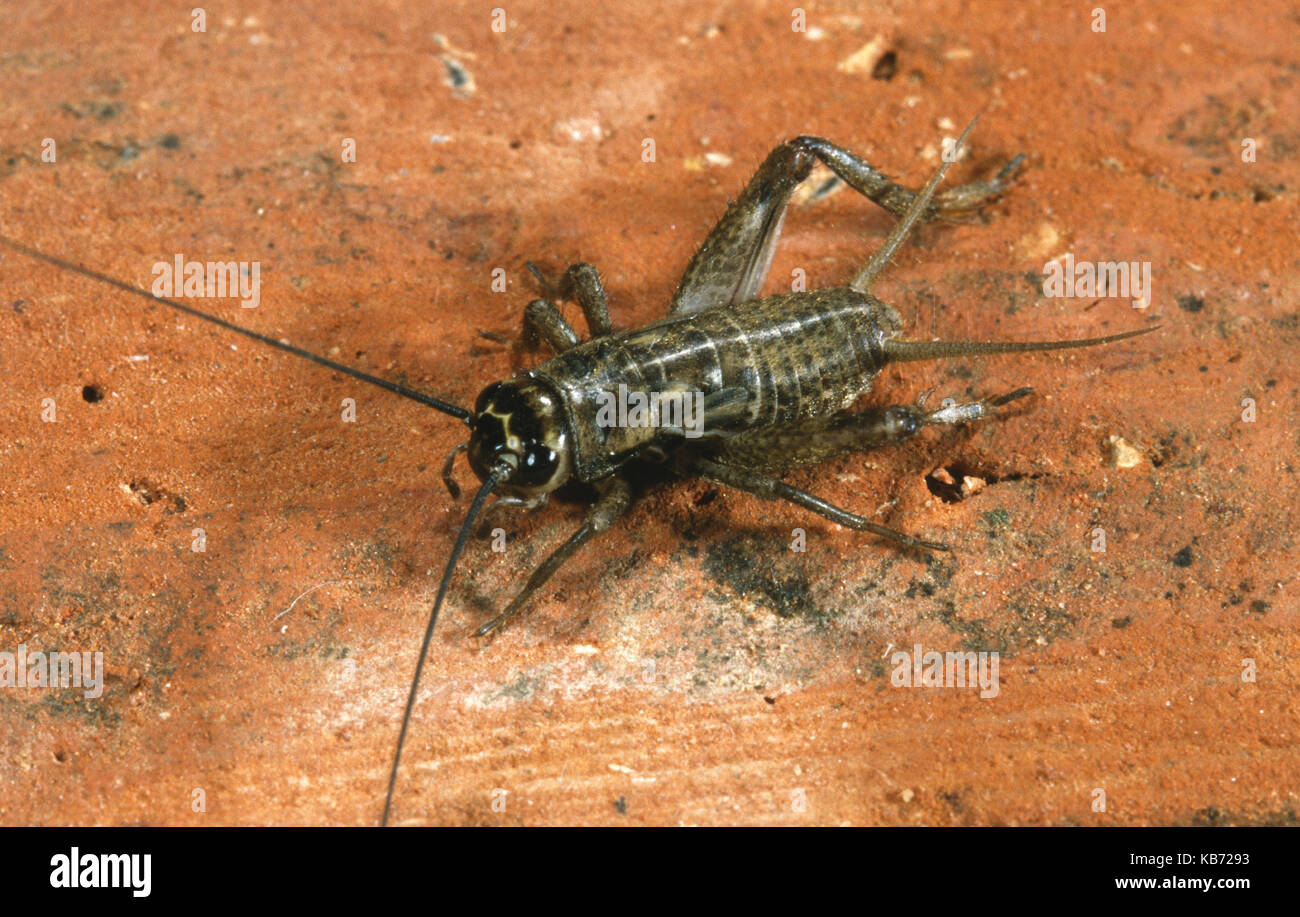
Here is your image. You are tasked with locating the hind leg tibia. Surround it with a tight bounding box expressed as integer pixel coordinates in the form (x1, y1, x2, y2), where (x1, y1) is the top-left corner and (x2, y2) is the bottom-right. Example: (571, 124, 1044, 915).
(682, 454, 947, 552)
(672, 135, 1024, 314)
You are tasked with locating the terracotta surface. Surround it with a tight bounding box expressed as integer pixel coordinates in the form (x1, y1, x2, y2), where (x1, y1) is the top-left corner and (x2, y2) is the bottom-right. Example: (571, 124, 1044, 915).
(1, 1, 1296, 826)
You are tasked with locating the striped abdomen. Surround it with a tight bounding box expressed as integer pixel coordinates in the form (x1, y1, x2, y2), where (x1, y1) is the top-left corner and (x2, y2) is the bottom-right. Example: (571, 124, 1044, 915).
(531, 287, 903, 481)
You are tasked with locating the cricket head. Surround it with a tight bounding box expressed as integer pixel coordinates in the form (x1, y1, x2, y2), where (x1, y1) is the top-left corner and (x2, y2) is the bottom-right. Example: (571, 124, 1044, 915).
(467, 376, 573, 496)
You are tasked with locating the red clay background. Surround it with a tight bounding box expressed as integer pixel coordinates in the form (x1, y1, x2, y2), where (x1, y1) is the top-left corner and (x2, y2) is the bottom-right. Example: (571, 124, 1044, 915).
(0, 1, 1296, 825)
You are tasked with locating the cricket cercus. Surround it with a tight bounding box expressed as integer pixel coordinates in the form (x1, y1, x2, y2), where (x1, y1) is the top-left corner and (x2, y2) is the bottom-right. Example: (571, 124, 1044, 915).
(0, 115, 1156, 825)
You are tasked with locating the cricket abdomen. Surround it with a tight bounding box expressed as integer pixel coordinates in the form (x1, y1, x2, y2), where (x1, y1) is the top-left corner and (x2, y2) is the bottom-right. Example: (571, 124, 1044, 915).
(531, 287, 902, 480)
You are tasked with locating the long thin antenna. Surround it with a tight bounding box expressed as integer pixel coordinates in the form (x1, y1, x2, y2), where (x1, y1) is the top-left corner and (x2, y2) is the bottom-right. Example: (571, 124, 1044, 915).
(0, 234, 471, 421)
(883, 324, 1158, 362)
(381, 462, 509, 827)
(852, 115, 980, 292)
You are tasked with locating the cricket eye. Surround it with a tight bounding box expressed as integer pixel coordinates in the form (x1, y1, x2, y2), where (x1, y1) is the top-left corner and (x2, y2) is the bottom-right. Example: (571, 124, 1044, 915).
(516, 443, 560, 487)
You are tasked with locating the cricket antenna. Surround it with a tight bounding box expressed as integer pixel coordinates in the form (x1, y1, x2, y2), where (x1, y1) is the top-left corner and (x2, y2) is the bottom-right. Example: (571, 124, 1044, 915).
(0, 233, 472, 422)
(883, 324, 1159, 362)
(381, 460, 511, 827)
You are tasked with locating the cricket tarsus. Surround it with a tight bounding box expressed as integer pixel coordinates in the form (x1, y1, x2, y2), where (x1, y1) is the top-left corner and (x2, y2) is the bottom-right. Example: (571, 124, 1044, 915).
(381, 462, 510, 827)
(852, 116, 981, 291)
(0, 233, 470, 421)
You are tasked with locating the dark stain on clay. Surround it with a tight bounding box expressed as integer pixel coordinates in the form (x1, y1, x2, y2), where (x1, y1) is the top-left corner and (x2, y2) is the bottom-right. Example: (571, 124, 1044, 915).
(703, 533, 822, 621)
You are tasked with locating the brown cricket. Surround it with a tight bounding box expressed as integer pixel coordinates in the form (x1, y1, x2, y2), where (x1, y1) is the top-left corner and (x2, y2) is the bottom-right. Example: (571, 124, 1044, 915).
(0, 116, 1156, 826)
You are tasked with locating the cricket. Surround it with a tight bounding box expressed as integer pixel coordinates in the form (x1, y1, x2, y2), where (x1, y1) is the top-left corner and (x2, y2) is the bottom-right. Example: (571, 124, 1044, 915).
(1, 116, 1156, 827)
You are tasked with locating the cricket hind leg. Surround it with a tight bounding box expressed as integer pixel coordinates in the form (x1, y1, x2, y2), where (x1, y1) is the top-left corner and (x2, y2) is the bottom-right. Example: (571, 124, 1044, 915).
(671, 134, 1024, 315)
(683, 453, 948, 552)
(928, 154, 1024, 219)
(811, 139, 1024, 224)
(850, 117, 1027, 292)
(708, 387, 1034, 473)
(687, 387, 1035, 551)
(475, 475, 632, 636)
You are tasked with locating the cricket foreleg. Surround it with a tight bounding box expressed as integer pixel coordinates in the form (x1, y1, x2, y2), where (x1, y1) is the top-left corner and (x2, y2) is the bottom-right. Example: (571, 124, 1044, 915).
(475, 476, 632, 636)
(522, 261, 613, 343)
(522, 298, 580, 353)
(558, 262, 614, 337)
(683, 454, 947, 552)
